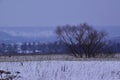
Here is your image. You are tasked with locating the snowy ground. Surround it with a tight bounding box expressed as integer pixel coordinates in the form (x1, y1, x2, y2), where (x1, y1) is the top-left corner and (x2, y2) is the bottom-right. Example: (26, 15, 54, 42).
(0, 61, 120, 80)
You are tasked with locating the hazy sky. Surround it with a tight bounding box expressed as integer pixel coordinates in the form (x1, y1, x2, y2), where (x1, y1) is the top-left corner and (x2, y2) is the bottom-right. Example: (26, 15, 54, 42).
(0, 0, 120, 27)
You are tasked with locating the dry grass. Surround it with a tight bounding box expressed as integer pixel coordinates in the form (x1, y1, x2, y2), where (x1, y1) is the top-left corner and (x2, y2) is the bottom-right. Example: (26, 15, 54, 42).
(0, 53, 120, 62)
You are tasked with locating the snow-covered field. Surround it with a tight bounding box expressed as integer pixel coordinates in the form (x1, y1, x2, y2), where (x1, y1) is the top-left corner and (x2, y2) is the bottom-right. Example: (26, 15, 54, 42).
(0, 61, 120, 80)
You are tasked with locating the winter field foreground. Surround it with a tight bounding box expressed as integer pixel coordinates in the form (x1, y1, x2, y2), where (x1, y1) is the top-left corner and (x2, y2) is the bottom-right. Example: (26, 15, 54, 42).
(0, 55, 120, 80)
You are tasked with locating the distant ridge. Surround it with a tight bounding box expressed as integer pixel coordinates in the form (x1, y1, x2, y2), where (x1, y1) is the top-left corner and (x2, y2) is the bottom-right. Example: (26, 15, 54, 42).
(0, 28, 56, 43)
(0, 26, 120, 43)
(111, 36, 120, 43)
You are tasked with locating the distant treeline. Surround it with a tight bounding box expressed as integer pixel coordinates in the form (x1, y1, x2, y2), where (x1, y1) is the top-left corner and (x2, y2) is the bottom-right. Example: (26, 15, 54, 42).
(0, 41, 120, 55)
(0, 41, 68, 55)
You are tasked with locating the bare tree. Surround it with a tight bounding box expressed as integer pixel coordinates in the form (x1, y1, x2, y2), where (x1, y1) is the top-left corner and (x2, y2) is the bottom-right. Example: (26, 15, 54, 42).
(55, 23, 107, 58)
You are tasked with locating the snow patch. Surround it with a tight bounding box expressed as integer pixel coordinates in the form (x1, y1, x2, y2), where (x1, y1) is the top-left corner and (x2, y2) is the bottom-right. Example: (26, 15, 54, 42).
(0, 61, 120, 80)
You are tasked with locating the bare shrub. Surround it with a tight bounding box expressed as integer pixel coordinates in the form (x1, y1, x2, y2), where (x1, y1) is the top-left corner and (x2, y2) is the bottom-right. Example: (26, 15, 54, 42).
(0, 70, 21, 80)
(55, 23, 108, 58)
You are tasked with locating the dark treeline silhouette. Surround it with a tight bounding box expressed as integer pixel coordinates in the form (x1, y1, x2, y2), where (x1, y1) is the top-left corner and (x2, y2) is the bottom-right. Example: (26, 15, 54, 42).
(0, 41, 68, 55)
(0, 41, 119, 56)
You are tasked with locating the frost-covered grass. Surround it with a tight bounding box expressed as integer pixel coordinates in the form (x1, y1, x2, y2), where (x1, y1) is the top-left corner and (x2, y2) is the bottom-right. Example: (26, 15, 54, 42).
(0, 54, 119, 62)
(0, 61, 120, 80)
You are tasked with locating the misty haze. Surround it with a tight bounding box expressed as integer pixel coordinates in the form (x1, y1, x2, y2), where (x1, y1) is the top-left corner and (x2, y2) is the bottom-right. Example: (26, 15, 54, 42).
(0, 0, 120, 80)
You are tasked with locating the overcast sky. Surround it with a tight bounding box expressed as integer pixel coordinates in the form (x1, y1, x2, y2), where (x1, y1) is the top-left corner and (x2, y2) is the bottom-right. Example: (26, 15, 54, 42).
(0, 0, 120, 27)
